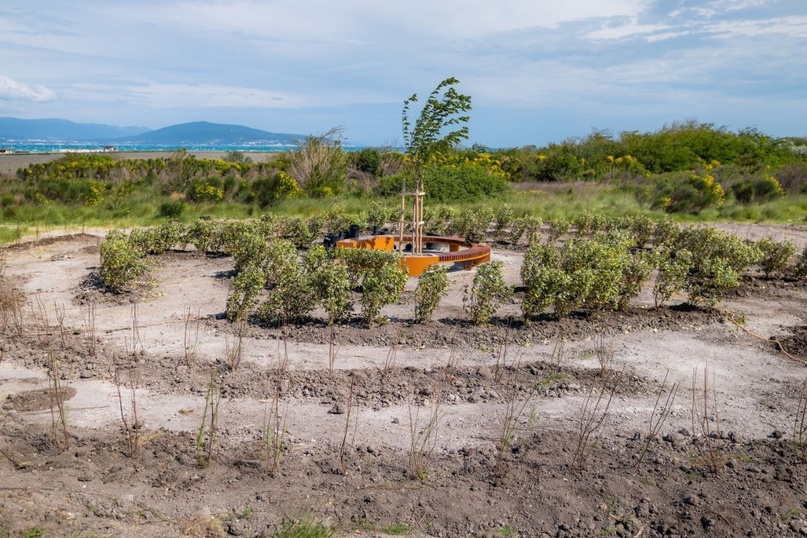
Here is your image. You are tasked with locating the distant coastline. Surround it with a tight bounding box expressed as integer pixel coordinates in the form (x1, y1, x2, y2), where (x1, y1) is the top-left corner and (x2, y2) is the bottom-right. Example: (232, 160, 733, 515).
(0, 150, 286, 176)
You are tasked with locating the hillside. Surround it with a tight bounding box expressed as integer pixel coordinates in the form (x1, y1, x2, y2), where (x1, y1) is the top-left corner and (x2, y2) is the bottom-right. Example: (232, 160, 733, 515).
(0, 118, 304, 146)
(114, 121, 302, 145)
(0, 117, 148, 142)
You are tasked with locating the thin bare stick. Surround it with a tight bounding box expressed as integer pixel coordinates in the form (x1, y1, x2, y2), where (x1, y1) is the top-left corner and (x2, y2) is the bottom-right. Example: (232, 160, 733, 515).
(571, 377, 617, 474)
(262, 370, 288, 477)
(130, 303, 142, 358)
(691, 366, 723, 474)
(114, 353, 142, 457)
(635, 370, 679, 468)
(549, 335, 566, 377)
(196, 369, 221, 468)
(494, 382, 538, 479)
(184, 306, 201, 368)
(225, 318, 245, 371)
(327, 323, 340, 378)
(277, 323, 290, 376)
(493, 321, 513, 383)
(339, 374, 357, 475)
(407, 392, 443, 481)
(47, 351, 70, 451)
(382, 326, 403, 380)
(53, 302, 66, 349)
(593, 332, 614, 378)
(80, 303, 97, 357)
(444, 327, 461, 381)
(727, 314, 807, 366)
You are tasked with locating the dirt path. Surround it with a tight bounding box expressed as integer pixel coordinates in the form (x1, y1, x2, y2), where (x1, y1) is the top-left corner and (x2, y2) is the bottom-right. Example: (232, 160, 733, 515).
(1, 229, 807, 537)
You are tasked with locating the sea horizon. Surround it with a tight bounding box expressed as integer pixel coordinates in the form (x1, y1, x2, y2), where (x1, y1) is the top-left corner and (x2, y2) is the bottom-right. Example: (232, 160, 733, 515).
(0, 141, 381, 154)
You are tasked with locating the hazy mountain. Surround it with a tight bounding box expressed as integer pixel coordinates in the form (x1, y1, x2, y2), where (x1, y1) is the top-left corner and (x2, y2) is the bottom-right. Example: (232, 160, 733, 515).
(0, 118, 305, 146)
(0, 117, 149, 142)
(114, 121, 303, 145)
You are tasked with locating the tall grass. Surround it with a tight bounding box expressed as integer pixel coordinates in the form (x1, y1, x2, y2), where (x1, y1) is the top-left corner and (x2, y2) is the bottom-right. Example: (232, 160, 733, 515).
(2, 179, 805, 248)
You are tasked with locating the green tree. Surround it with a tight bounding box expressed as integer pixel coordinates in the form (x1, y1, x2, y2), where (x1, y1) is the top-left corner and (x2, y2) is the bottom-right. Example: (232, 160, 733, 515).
(402, 77, 472, 253)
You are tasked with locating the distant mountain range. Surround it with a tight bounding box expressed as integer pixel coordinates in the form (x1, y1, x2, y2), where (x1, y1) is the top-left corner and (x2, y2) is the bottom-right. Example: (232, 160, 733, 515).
(0, 118, 305, 146)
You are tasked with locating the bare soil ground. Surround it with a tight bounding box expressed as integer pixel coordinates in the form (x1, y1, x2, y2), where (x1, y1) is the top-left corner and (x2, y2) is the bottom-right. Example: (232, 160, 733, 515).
(1, 226, 807, 537)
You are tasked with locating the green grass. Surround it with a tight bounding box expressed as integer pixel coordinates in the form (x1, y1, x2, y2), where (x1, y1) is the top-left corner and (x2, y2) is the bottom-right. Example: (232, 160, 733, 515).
(381, 523, 413, 535)
(0, 225, 26, 245)
(1, 178, 805, 248)
(496, 525, 517, 538)
(273, 517, 335, 538)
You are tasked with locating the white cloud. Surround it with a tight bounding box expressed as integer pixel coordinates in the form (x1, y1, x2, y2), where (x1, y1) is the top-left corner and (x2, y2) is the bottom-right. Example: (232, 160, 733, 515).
(136, 0, 651, 43)
(0, 0, 804, 144)
(586, 20, 670, 40)
(704, 15, 807, 38)
(128, 83, 310, 108)
(0, 76, 55, 101)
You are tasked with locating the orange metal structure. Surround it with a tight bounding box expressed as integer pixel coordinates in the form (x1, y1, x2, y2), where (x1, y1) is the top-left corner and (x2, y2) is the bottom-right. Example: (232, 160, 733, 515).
(336, 234, 491, 277)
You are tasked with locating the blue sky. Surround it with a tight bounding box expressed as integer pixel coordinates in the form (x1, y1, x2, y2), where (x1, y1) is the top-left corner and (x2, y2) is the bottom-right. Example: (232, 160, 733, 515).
(1, 0, 805, 147)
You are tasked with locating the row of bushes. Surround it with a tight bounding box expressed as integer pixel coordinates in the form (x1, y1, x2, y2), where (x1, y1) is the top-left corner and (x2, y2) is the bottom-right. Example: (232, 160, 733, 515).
(497, 122, 806, 181)
(9, 120, 806, 215)
(99, 214, 807, 325)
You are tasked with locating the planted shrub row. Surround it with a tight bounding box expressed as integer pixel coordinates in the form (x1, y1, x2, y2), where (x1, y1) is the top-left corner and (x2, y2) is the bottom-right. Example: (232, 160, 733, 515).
(99, 214, 807, 325)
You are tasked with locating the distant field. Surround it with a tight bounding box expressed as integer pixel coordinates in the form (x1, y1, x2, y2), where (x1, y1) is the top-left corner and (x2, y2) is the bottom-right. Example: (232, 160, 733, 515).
(0, 151, 282, 175)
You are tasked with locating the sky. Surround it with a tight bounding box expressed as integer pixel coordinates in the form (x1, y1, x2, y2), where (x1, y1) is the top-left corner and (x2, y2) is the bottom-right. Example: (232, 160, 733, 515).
(0, 0, 806, 147)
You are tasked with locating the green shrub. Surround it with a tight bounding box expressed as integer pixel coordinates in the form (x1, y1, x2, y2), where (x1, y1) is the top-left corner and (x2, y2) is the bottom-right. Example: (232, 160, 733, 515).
(377, 159, 510, 204)
(414, 264, 449, 323)
(651, 215, 680, 246)
(450, 206, 493, 243)
(306, 246, 353, 325)
(157, 200, 187, 218)
(653, 248, 692, 307)
(521, 232, 642, 318)
(509, 214, 543, 245)
(731, 174, 784, 204)
(148, 221, 185, 254)
(673, 226, 762, 307)
(756, 237, 796, 278)
(351, 147, 382, 176)
(226, 265, 265, 322)
(366, 201, 397, 230)
(276, 217, 317, 249)
(339, 248, 408, 326)
(653, 172, 726, 213)
(521, 243, 563, 319)
(463, 261, 512, 325)
(185, 219, 224, 253)
(573, 211, 597, 238)
(360, 259, 408, 326)
(617, 249, 656, 310)
(493, 204, 515, 241)
(258, 240, 316, 324)
(250, 171, 301, 207)
(230, 231, 269, 274)
(423, 205, 455, 235)
(546, 218, 570, 245)
(553, 235, 629, 316)
(99, 231, 149, 293)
